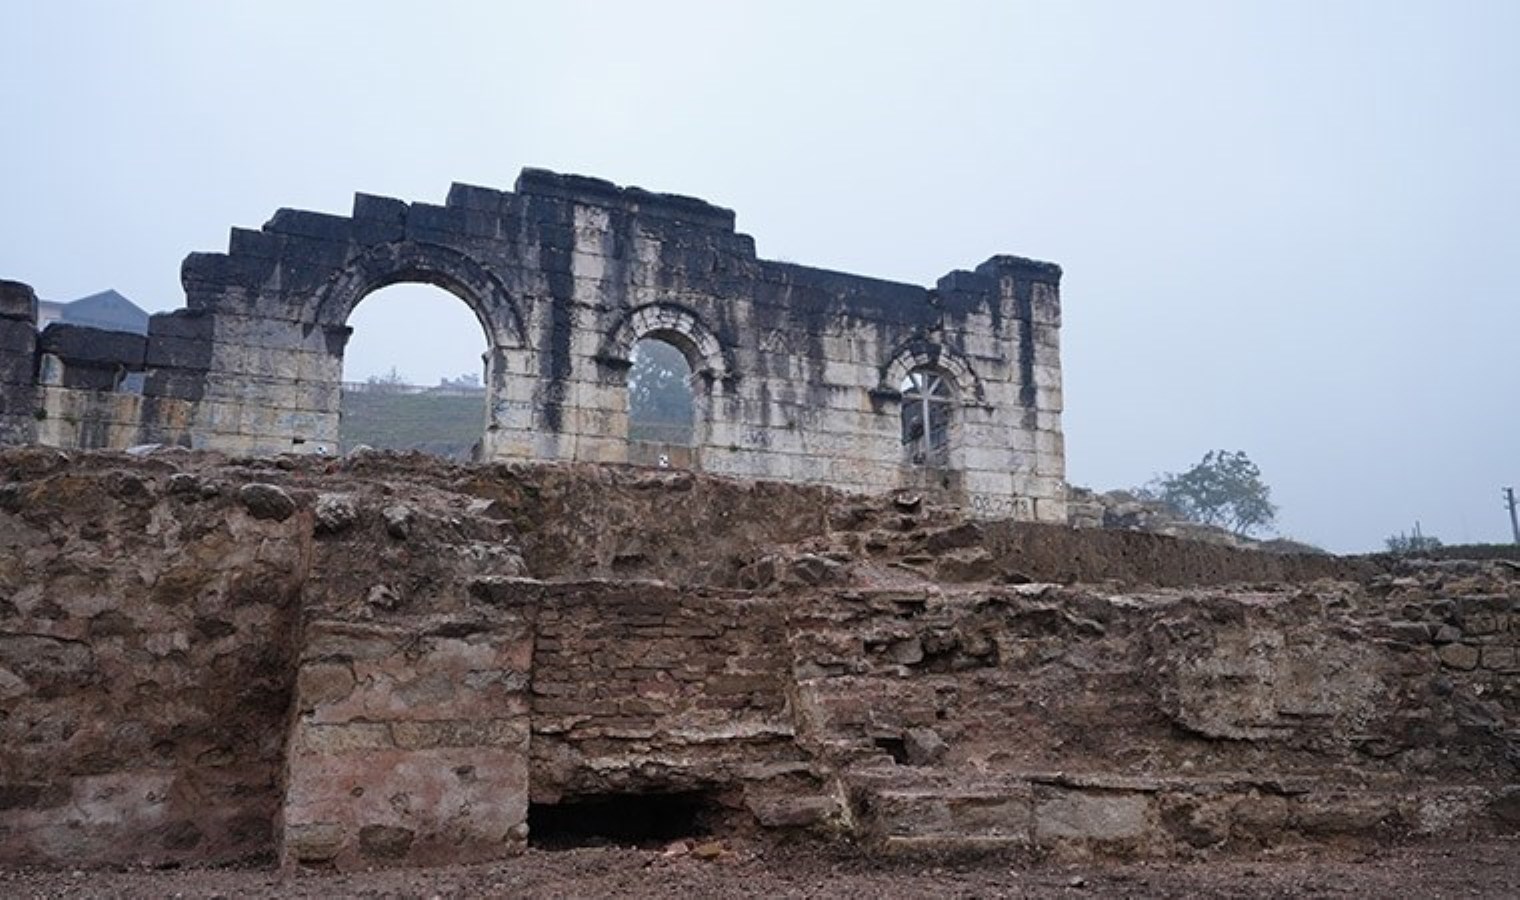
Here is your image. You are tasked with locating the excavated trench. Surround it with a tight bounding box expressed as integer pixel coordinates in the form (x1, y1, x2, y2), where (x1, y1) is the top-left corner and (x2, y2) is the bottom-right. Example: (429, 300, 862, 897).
(0, 447, 1516, 871)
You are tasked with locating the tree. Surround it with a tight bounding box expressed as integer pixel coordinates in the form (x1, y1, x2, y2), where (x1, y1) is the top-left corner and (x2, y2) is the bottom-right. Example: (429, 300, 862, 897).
(1145, 450, 1278, 537)
(628, 339, 694, 444)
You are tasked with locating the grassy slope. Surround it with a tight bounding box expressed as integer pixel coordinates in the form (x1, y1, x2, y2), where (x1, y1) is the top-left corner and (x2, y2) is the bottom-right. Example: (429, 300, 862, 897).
(339, 391, 486, 460)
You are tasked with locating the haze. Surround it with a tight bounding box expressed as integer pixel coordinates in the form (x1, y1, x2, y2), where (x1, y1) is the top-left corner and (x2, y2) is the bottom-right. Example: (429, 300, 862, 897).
(2, 0, 1515, 553)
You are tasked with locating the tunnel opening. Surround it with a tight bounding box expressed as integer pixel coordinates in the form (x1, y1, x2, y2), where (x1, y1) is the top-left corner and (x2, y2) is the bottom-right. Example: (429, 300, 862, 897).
(527, 791, 721, 849)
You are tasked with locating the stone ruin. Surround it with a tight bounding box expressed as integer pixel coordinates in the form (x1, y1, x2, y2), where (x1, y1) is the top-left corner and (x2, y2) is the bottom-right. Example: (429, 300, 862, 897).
(0, 173, 1515, 875)
(0, 450, 1516, 870)
(0, 168, 1065, 521)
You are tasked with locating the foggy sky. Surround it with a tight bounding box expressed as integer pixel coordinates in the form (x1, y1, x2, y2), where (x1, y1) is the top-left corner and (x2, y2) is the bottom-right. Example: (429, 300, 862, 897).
(2, 0, 1516, 553)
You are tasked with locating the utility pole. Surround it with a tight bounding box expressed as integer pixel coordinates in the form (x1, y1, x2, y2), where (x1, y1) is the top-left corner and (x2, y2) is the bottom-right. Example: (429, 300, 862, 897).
(1505, 487, 1520, 546)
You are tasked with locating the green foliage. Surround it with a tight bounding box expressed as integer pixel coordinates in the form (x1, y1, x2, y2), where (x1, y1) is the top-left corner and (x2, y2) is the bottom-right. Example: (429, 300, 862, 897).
(1145, 449, 1278, 537)
(628, 339, 693, 444)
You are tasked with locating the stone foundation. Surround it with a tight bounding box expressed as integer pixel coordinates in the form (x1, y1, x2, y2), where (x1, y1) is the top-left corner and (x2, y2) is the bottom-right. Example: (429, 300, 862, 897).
(1, 451, 1515, 869)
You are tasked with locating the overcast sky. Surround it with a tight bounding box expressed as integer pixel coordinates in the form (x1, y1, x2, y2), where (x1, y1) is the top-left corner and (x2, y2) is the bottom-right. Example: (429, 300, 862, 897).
(2, 0, 1516, 552)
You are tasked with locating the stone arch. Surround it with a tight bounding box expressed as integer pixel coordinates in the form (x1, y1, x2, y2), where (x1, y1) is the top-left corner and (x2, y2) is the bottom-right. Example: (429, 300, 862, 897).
(879, 340, 984, 405)
(310, 241, 525, 349)
(598, 302, 732, 383)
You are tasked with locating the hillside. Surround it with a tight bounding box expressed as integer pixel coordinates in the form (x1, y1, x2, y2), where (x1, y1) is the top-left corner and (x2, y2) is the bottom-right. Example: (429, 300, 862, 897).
(339, 389, 485, 459)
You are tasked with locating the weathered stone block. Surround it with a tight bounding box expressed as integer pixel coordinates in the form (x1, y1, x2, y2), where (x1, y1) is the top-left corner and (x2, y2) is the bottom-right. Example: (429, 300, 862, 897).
(1437, 642, 1480, 671)
(1480, 645, 1517, 672)
(37, 324, 146, 367)
(1034, 790, 1149, 843)
(0, 279, 39, 321)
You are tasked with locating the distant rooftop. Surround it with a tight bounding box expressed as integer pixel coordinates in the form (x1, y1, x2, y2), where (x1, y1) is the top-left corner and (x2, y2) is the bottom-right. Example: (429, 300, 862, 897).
(38, 289, 149, 335)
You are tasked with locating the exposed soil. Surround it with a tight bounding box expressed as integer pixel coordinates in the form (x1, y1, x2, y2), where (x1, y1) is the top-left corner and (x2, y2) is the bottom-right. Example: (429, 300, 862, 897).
(3, 838, 1517, 899)
(3, 448, 1516, 878)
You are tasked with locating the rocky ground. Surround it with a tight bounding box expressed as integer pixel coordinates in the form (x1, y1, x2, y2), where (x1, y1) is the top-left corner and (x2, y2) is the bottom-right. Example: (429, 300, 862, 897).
(3, 837, 1518, 899)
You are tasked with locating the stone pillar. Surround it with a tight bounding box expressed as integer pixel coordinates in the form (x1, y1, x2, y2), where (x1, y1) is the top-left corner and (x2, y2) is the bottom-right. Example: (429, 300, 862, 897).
(281, 616, 533, 869)
(0, 280, 39, 445)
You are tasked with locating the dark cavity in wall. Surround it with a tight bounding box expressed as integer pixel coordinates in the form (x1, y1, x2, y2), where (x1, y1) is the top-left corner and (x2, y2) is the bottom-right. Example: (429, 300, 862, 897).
(527, 791, 720, 849)
(873, 735, 910, 765)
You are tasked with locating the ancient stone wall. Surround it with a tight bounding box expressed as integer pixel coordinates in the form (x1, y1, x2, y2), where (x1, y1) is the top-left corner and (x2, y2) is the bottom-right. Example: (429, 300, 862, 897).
(0, 450, 304, 866)
(2, 452, 1514, 869)
(1, 170, 1066, 521)
(282, 616, 533, 869)
(521, 580, 834, 829)
(0, 282, 39, 447)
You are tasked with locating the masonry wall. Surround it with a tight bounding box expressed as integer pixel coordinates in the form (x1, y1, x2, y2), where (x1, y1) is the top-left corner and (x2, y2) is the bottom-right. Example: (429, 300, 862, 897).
(0, 282, 39, 446)
(522, 580, 836, 829)
(33, 388, 145, 450)
(282, 616, 534, 869)
(1, 454, 1516, 869)
(0, 454, 304, 866)
(1, 170, 1067, 521)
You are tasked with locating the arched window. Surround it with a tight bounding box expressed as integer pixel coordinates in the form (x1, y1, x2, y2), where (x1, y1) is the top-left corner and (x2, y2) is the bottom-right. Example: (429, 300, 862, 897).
(901, 368, 954, 466)
(628, 337, 695, 447)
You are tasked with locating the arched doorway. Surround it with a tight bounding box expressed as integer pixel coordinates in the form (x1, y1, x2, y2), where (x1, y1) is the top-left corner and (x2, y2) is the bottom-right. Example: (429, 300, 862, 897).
(338, 283, 490, 460)
(627, 336, 696, 467)
(307, 241, 528, 462)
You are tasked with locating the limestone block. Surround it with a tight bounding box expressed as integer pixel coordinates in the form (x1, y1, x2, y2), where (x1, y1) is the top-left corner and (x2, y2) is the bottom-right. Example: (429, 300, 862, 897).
(532, 430, 566, 460)
(488, 398, 534, 432)
(1033, 429, 1063, 454)
(190, 399, 243, 433)
(1481, 645, 1518, 672)
(959, 422, 1037, 455)
(960, 445, 1028, 473)
(568, 381, 626, 417)
(1032, 322, 1060, 350)
(1027, 428, 1064, 456)
(1032, 352, 1062, 382)
(962, 469, 1014, 496)
(282, 745, 528, 869)
(572, 435, 630, 465)
(0, 321, 38, 357)
(1029, 282, 1062, 326)
(479, 428, 534, 461)
(1034, 790, 1149, 843)
(1032, 363, 1062, 389)
(1035, 449, 1065, 478)
(214, 311, 315, 352)
(0, 279, 39, 321)
(273, 410, 325, 440)
(1437, 643, 1480, 670)
(1034, 496, 1069, 524)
